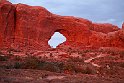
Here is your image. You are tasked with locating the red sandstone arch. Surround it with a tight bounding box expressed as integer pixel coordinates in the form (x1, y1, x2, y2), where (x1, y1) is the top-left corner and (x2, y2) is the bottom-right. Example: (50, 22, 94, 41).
(53, 29, 67, 41)
(0, 1, 124, 51)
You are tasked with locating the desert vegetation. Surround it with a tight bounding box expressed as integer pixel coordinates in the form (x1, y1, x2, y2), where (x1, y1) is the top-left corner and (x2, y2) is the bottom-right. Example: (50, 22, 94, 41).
(0, 47, 124, 83)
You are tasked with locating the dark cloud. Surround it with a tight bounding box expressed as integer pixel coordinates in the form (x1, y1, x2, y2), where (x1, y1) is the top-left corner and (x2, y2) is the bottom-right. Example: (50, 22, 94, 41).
(10, 0, 124, 28)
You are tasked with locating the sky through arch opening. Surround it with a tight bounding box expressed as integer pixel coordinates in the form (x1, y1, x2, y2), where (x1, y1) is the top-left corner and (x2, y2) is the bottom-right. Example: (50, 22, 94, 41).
(48, 32, 66, 48)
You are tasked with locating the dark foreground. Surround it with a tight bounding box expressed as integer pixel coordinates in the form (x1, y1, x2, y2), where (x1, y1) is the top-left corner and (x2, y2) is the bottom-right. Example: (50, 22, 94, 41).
(0, 48, 124, 83)
(0, 69, 124, 83)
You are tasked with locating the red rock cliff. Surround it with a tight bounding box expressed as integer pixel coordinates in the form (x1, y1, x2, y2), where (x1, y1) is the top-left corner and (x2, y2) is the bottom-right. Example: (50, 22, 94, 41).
(122, 22, 124, 29)
(0, 0, 124, 51)
(0, 0, 15, 48)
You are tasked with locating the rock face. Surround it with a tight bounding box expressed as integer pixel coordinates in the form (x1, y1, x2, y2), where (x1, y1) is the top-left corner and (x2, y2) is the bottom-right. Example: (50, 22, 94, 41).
(0, 0, 124, 51)
(122, 22, 124, 29)
(92, 23, 120, 33)
(0, 0, 15, 48)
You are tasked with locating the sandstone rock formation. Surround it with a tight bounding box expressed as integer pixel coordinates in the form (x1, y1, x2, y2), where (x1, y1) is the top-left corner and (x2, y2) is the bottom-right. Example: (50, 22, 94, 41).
(0, 0, 15, 48)
(0, 0, 124, 51)
(92, 23, 120, 33)
(122, 22, 124, 29)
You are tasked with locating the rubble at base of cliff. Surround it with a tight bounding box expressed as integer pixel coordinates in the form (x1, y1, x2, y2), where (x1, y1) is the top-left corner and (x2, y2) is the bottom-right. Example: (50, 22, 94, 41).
(0, 47, 124, 83)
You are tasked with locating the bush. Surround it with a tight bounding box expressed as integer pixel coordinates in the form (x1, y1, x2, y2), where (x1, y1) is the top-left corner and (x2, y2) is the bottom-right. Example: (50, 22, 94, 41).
(13, 56, 22, 61)
(14, 62, 22, 69)
(2, 55, 96, 74)
(10, 55, 63, 73)
(40, 62, 62, 72)
(22, 56, 43, 69)
(120, 51, 124, 58)
(119, 63, 124, 68)
(63, 63, 76, 72)
(0, 55, 10, 61)
(81, 66, 93, 74)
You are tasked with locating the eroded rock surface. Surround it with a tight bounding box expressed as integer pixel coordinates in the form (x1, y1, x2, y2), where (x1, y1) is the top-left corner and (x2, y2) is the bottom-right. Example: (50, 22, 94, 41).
(122, 22, 124, 29)
(0, 0, 124, 51)
(0, 0, 15, 48)
(92, 23, 120, 33)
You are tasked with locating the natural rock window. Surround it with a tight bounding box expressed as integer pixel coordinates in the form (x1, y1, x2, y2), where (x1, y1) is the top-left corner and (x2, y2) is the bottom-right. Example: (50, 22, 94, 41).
(48, 32, 66, 48)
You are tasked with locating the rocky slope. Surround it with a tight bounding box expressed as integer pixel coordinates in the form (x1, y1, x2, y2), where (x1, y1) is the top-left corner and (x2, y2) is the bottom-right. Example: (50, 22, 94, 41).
(0, 47, 124, 83)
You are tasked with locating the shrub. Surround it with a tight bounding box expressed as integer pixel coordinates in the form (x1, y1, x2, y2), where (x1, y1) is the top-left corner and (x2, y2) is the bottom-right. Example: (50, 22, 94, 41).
(13, 62, 22, 69)
(2, 54, 97, 74)
(40, 62, 62, 72)
(13, 56, 22, 61)
(22, 55, 43, 69)
(0, 51, 8, 61)
(119, 63, 124, 68)
(11, 55, 63, 72)
(63, 63, 76, 72)
(120, 51, 124, 58)
(67, 57, 84, 62)
(0, 56, 8, 61)
(81, 66, 93, 74)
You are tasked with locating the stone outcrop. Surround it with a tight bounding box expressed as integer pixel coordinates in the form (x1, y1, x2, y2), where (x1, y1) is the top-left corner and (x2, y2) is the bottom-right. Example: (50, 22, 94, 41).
(0, 0, 15, 48)
(122, 22, 124, 29)
(0, 0, 124, 51)
(91, 23, 120, 33)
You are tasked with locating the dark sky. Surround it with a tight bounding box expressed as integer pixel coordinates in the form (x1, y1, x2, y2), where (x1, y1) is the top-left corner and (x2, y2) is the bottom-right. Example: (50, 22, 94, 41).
(10, 0, 124, 28)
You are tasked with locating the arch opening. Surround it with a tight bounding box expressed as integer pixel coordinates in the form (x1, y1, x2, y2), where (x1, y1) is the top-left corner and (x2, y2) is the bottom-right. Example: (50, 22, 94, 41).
(48, 32, 66, 48)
